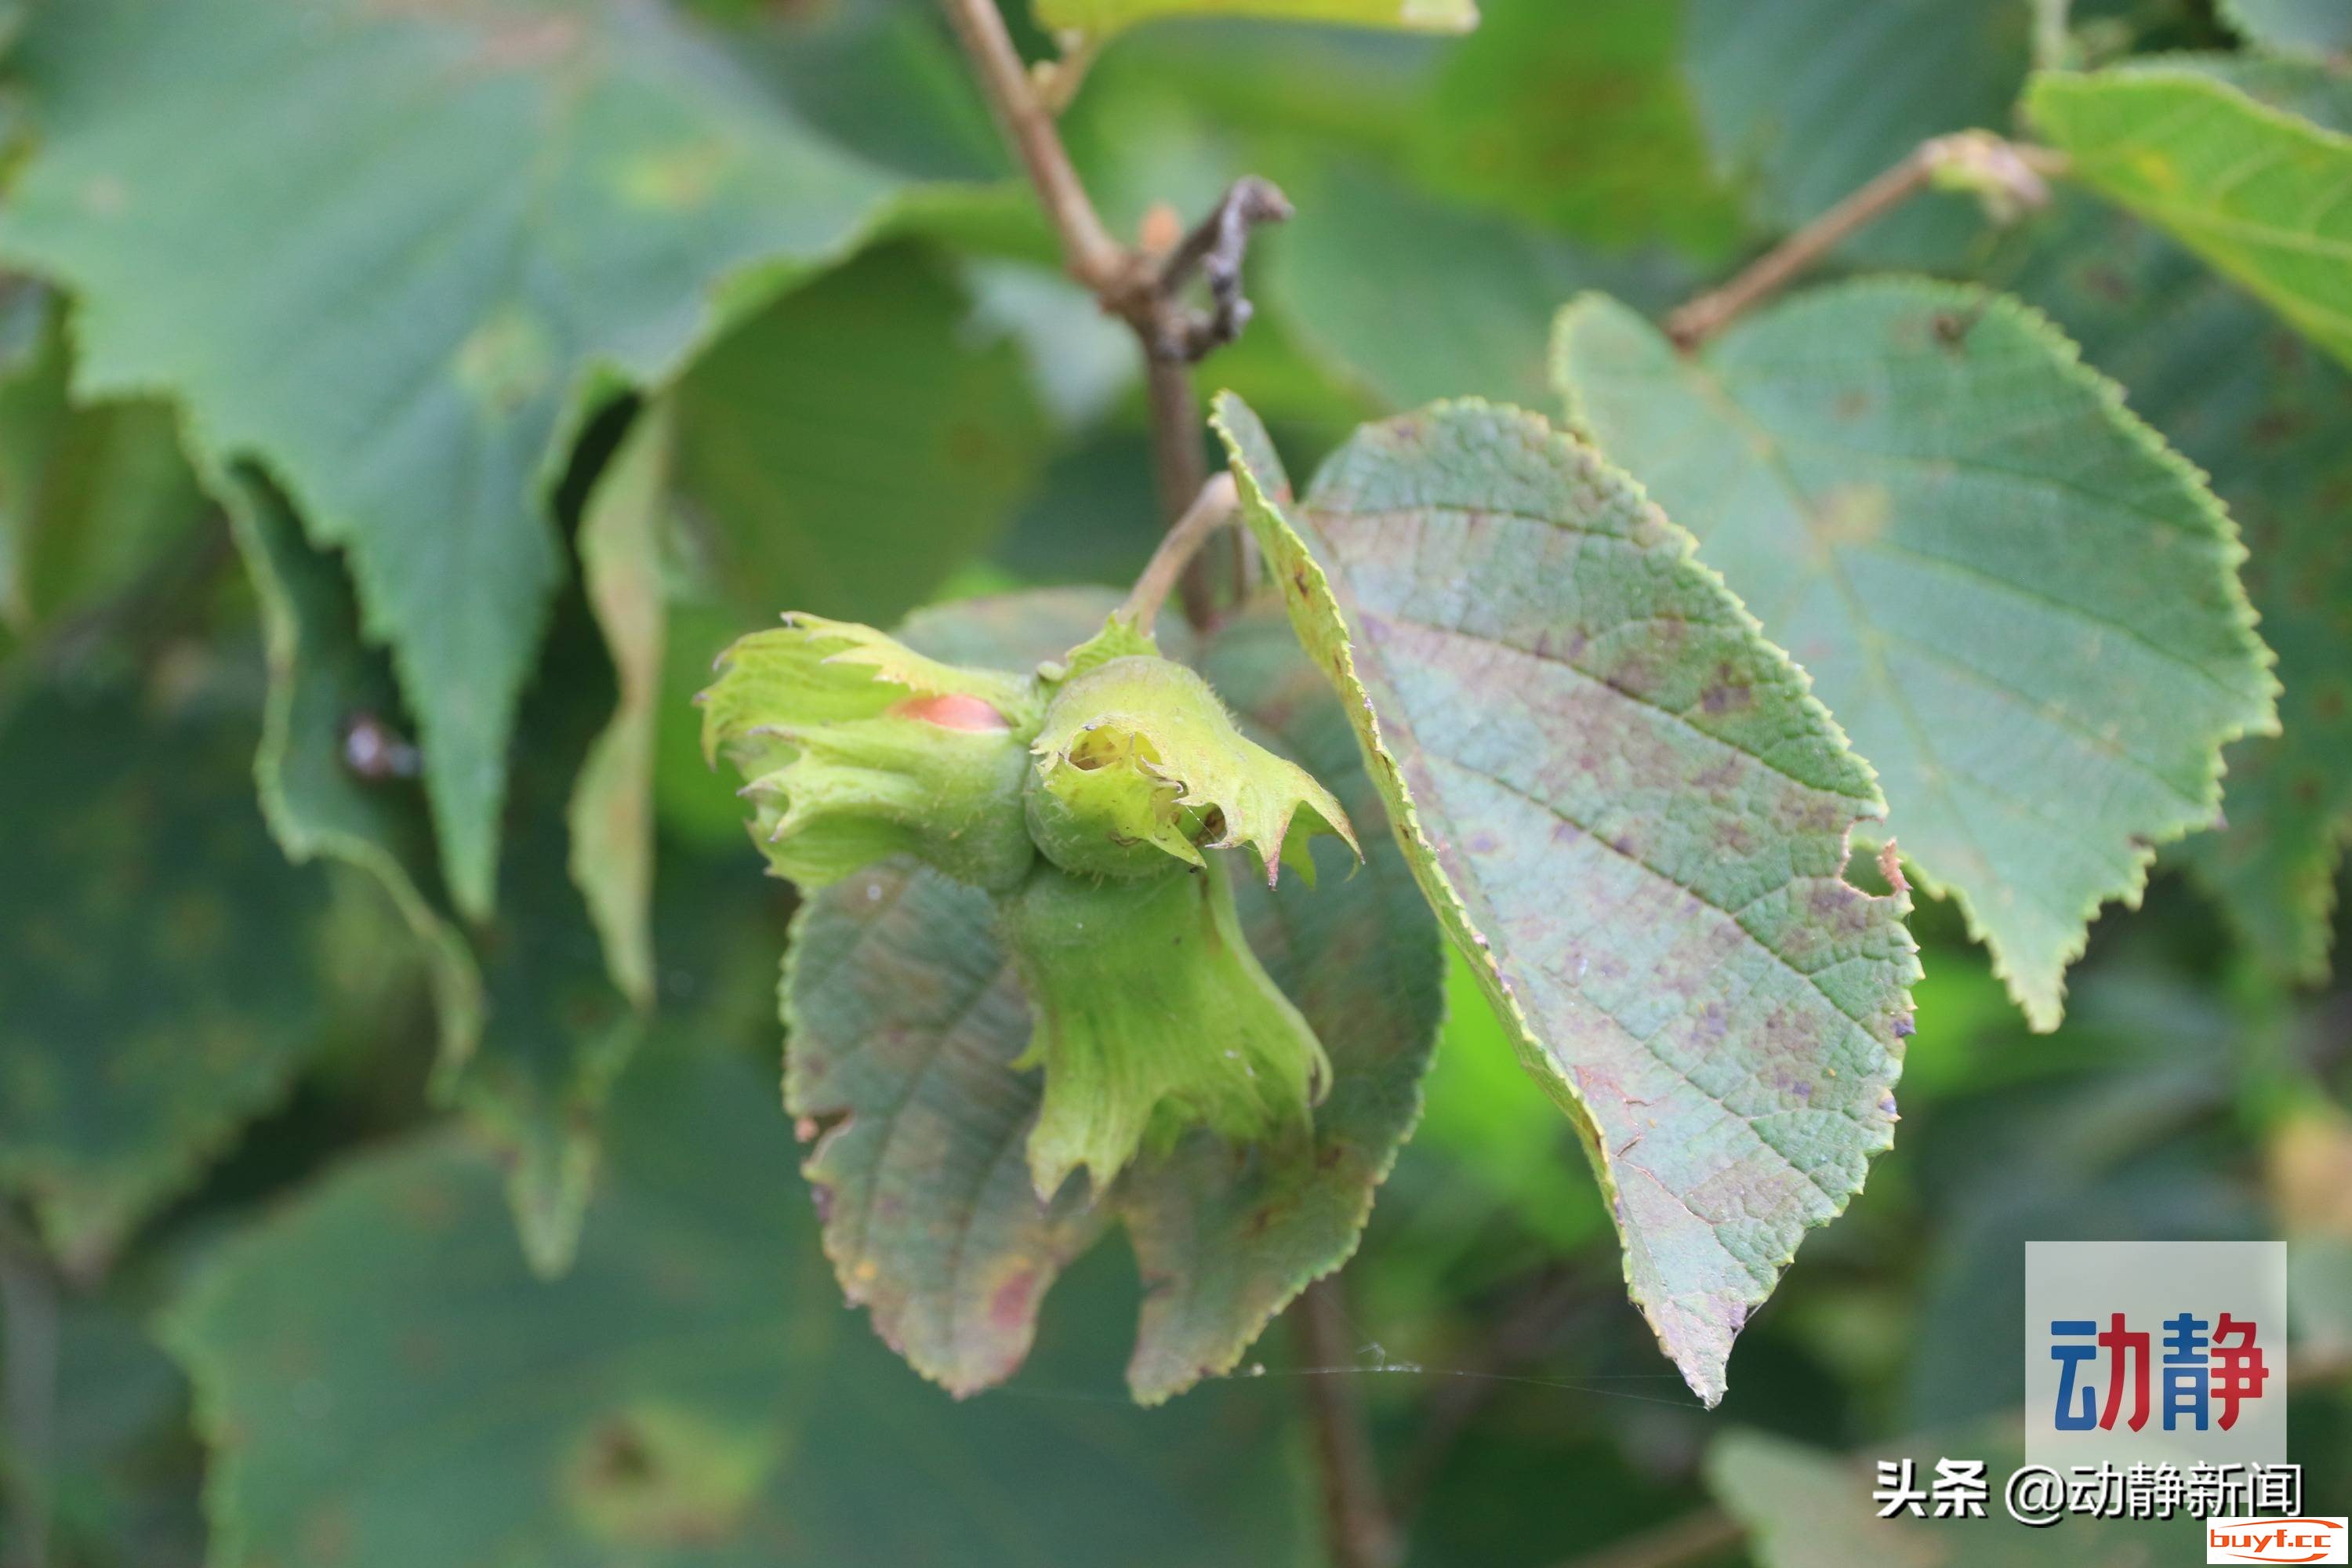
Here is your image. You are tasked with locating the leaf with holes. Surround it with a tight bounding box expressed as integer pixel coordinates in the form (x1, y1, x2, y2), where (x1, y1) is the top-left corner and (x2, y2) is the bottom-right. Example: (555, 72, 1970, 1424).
(1213, 392, 1917, 1405)
(0, 0, 916, 917)
(164, 1046, 1311, 1566)
(1553, 281, 2278, 1027)
(1989, 194, 2352, 982)
(2029, 64, 2352, 372)
(783, 589, 1443, 1403)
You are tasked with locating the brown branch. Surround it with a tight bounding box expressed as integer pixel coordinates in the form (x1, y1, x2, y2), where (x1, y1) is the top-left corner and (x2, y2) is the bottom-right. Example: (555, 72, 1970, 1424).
(1120, 474, 1236, 635)
(936, 0, 1126, 296)
(1294, 1277, 1401, 1568)
(1667, 131, 2067, 350)
(937, 0, 1289, 628)
(1144, 354, 1218, 623)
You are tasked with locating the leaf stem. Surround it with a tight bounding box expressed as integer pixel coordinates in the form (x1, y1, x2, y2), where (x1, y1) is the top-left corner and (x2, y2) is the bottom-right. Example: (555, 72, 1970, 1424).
(937, 0, 1290, 628)
(1120, 473, 1236, 635)
(1666, 131, 2068, 350)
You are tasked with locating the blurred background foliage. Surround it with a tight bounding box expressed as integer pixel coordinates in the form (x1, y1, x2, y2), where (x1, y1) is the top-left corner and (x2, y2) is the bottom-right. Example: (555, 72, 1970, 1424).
(0, 0, 2347, 1565)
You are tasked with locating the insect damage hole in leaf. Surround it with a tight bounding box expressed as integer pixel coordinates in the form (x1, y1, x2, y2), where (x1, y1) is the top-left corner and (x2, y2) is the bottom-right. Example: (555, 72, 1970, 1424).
(1552, 279, 2278, 1029)
(1212, 391, 1918, 1405)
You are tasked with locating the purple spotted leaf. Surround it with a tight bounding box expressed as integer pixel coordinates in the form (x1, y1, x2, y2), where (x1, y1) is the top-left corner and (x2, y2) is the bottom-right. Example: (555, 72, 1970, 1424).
(1213, 392, 1918, 1404)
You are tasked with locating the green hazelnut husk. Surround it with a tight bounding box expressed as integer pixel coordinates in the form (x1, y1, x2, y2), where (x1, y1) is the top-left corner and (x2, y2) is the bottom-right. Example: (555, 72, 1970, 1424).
(1002, 855, 1331, 1199)
(699, 615, 1040, 893)
(1025, 652, 1356, 885)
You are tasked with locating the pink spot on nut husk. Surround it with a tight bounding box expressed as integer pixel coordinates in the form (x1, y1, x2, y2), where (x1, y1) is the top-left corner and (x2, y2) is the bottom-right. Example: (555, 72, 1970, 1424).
(889, 694, 1010, 732)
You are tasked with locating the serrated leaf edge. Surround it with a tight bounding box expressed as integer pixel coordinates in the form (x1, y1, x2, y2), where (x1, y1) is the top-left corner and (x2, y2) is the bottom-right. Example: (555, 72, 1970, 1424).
(1213, 390, 1916, 1404)
(1551, 279, 2281, 1030)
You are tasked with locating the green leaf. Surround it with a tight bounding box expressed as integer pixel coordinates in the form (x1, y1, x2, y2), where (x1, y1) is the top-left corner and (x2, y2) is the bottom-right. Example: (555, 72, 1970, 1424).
(2184, 54, 2352, 132)
(221, 474, 486, 1084)
(226, 474, 636, 1276)
(0, 293, 206, 637)
(1552, 281, 2278, 1027)
(2220, 0, 2352, 60)
(1033, 0, 1476, 45)
(1213, 393, 1918, 1405)
(568, 404, 672, 1013)
(164, 1046, 1312, 1566)
(1266, 162, 1693, 413)
(451, 608, 648, 1278)
(31, 1291, 205, 1568)
(669, 245, 1052, 633)
(784, 590, 1443, 1403)
(1987, 194, 2352, 982)
(2028, 63, 2352, 372)
(0, 670, 333, 1272)
(1683, 0, 2033, 267)
(1414, 0, 1745, 256)
(0, 0, 915, 919)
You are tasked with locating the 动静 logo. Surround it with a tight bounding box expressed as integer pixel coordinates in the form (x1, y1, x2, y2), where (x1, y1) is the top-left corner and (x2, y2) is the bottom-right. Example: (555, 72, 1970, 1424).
(2026, 1242, 2288, 1469)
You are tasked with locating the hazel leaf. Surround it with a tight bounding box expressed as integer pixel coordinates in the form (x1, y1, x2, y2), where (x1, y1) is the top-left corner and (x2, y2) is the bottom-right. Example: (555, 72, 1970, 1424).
(1988, 193, 2352, 982)
(2219, 0, 2352, 61)
(2029, 63, 2352, 372)
(1213, 391, 1918, 1406)
(0, 670, 334, 1274)
(1552, 281, 2278, 1027)
(568, 401, 672, 1013)
(225, 474, 638, 1278)
(0, 0, 914, 917)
